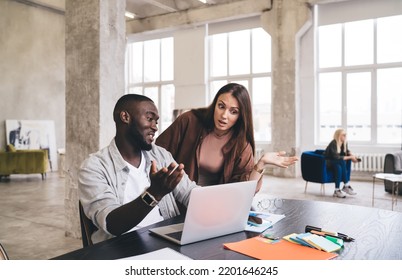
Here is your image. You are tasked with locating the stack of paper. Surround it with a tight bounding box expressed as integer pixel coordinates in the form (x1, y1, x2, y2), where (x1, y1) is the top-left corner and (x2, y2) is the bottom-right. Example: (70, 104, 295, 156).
(118, 248, 192, 260)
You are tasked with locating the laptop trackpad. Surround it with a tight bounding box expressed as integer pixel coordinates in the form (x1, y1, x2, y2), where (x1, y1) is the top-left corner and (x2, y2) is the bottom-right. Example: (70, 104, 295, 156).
(151, 223, 184, 235)
(166, 231, 183, 240)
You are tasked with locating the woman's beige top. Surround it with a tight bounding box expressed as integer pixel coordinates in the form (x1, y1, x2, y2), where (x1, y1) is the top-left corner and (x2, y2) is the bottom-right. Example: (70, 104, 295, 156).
(197, 131, 232, 186)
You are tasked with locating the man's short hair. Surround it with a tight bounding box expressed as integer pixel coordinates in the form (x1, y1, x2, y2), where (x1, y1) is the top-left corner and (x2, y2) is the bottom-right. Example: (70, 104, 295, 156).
(113, 94, 154, 123)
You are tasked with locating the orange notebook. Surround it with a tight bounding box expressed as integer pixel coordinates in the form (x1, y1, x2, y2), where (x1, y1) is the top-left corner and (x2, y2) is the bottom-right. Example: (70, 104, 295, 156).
(223, 237, 338, 260)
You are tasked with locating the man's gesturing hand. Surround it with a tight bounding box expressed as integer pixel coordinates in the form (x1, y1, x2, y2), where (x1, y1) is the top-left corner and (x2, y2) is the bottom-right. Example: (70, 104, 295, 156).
(147, 161, 185, 201)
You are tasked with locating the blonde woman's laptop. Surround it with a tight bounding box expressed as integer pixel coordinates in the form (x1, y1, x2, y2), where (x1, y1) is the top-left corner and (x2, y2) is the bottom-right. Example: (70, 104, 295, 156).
(149, 180, 257, 245)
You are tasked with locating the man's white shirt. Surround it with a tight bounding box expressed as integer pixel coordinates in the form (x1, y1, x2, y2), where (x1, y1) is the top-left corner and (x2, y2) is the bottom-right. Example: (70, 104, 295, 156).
(123, 152, 163, 232)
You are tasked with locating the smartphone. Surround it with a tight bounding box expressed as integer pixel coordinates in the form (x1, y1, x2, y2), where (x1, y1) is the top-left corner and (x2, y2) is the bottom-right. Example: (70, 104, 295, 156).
(168, 164, 179, 175)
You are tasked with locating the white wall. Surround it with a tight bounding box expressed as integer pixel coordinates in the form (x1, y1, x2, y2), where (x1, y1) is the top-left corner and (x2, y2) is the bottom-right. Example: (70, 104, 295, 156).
(174, 26, 208, 109)
(0, 0, 65, 160)
(299, 20, 316, 153)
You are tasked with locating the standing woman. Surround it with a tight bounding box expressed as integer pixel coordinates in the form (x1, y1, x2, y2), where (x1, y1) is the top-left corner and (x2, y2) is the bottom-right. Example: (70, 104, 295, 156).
(324, 128, 359, 198)
(156, 83, 297, 191)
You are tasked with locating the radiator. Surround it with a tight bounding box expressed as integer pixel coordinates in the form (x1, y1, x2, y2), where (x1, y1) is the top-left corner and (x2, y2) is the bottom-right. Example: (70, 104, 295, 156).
(352, 153, 385, 172)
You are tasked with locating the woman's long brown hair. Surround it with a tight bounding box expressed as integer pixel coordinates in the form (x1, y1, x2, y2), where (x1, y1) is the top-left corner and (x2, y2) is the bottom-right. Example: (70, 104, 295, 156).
(192, 83, 255, 156)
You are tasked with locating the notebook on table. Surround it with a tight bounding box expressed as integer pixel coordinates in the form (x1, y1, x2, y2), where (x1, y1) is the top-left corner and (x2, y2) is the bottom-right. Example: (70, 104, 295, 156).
(149, 180, 257, 245)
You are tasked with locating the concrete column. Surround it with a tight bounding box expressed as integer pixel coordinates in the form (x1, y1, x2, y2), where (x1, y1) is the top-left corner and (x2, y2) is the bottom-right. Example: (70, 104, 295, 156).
(261, 0, 311, 177)
(65, 0, 126, 238)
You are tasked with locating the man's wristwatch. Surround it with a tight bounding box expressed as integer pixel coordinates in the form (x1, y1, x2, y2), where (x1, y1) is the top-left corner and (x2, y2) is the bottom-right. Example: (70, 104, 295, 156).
(141, 191, 159, 207)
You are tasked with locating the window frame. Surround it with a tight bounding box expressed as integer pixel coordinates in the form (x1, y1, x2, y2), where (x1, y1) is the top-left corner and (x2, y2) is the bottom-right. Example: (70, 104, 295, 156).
(125, 36, 175, 133)
(208, 25, 272, 144)
(316, 15, 402, 147)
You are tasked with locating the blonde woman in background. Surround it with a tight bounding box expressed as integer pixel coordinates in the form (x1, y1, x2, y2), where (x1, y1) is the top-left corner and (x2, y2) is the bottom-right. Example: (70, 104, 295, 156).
(324, 128, 360, 198)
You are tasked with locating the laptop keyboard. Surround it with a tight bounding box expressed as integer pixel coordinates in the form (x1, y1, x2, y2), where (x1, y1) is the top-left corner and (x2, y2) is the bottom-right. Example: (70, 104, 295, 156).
(166, 231, 183, 241)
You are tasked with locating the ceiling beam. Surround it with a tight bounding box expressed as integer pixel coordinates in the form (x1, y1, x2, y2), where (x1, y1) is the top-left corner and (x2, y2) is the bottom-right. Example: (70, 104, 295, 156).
(141, 0, 178, 13)
(127, 0, 272, 34)
(11, 0, 65, 15)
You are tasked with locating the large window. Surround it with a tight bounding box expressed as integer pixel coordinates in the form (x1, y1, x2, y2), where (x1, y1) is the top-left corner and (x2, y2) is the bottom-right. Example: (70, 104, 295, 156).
(125, 37, 175, 133)
(209, 27, 272, 142)
(317, 15, 402, 145)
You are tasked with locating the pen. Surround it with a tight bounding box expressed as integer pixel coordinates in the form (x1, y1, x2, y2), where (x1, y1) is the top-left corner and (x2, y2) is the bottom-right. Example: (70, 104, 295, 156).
(305, 225, 355, 242)
(306, 225, 347, 237)
(310, 230, 352, 242)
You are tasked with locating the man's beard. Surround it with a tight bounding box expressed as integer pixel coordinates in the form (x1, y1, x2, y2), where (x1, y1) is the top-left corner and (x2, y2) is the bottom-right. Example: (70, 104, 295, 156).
(128, 124, 152, 151)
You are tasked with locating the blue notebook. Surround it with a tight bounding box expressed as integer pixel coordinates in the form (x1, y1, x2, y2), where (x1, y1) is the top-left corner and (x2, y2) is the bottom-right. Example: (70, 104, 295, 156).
(290, 232, 315, 248)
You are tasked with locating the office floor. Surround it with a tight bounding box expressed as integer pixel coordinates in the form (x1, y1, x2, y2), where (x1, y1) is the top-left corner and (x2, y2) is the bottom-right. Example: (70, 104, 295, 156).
(0, 171, 400, 260)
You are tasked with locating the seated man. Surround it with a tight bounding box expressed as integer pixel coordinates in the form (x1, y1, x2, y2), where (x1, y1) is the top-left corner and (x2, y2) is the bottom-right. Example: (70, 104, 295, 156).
(78, 94, 198, 244)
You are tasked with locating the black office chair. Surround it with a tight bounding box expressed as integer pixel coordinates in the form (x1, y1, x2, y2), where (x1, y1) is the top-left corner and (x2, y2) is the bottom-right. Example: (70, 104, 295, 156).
(0, 242, 9, 260)
(79, 201, 97, 247)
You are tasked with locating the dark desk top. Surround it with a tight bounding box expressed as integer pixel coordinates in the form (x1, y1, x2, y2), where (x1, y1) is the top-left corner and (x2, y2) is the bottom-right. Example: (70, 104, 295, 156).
(53, 199, 402, 260)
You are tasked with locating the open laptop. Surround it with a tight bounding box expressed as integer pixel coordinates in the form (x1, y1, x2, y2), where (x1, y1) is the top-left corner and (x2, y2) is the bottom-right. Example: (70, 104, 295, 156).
(149, 180, 257, 245)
